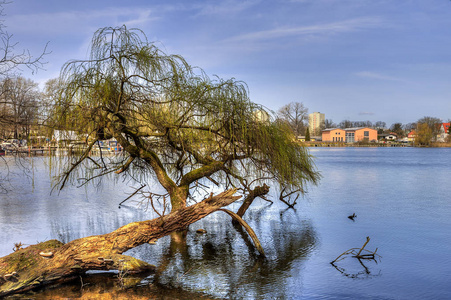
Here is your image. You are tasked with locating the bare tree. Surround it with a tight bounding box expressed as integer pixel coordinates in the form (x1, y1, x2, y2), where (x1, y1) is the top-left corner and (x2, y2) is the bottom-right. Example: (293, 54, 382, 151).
(403, 123, 416, 132)
(0, 1, 48, 141)
(339, 119, 353, 129)
(0, 1, 49, 78)
(0, 76, 40, 139)
(324, 118, 336, 129)
(277, 102, 308, 136)
(374, 121, 386, 129)
(390, 122, 404, 138)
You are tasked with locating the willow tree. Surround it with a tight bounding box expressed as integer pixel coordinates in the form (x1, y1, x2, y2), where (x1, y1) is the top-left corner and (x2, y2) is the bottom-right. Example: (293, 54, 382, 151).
(54, 25, 319, 214)
(0, 26, 319, 296)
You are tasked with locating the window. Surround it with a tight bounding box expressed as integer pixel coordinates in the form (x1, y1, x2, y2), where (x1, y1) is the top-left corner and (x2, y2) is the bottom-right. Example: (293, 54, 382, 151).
(364, 131, 369, 137)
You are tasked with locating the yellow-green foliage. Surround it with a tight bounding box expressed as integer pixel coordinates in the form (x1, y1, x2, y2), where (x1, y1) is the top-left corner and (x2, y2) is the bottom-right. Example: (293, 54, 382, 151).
(51, 25, 320, 204)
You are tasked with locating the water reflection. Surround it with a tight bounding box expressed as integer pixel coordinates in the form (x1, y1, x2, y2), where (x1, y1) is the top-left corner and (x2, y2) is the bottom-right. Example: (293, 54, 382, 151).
(331, 259, 382, 280)
(15, 204, 317, 299)
(6, 149, 450, 299)
(125, 207, 317, 299)
(17, 274, 219, 300)
(11, 164, 317, 299)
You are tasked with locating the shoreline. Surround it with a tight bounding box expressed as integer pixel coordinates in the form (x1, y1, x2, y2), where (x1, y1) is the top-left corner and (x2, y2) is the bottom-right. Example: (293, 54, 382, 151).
(303, 142, 451, 148)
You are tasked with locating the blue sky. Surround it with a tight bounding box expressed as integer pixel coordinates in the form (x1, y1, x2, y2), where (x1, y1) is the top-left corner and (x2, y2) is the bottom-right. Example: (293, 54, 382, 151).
(5, 0, 451, 126)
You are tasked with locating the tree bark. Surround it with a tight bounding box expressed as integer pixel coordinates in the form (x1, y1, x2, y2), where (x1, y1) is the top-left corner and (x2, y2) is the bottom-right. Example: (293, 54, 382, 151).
(0, 189, 240, 297)
(236, 184, 270, 218)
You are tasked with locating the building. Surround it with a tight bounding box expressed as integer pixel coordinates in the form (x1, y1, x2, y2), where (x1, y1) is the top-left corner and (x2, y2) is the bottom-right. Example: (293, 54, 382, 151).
(437, 123, 450, 142)
(308, 112, 325, 136)
(407, 130, 416, 142)
(378, 133, 398, 141)
(321, 128, 345, 142)
(322, 127, 377, 143)
(343, 127, 378, 143)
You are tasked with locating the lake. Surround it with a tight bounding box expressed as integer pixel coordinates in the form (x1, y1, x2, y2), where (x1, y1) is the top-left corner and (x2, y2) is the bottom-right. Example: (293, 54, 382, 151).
(1, 147, 450, 299)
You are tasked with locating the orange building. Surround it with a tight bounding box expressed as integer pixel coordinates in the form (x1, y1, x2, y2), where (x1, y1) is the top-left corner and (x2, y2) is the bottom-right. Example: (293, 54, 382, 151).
(344, 127, 378, 142)
(322, 127, 377, 143)
(322, 128, 345, 142)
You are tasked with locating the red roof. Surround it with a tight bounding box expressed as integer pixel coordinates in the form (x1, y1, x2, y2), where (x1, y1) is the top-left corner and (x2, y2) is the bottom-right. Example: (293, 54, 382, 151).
(442, 123, 450, 133)
(407, 130, 416, 138)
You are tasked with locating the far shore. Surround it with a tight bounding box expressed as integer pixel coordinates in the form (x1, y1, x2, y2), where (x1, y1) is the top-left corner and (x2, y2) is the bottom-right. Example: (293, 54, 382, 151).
(302, 141, 451, 148)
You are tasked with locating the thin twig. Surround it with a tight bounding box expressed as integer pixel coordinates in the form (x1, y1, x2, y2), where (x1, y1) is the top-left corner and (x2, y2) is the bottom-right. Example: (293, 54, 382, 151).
(118, 184, 146, 207)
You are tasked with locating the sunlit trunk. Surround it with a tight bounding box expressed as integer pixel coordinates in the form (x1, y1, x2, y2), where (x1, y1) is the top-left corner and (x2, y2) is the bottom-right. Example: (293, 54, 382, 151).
(0, 190, 240, 297)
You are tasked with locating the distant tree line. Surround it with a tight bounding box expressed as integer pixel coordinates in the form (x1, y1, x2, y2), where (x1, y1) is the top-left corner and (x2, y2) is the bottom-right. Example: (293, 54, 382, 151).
(275, 102, 448, 146)
(0, 0, 48, 143)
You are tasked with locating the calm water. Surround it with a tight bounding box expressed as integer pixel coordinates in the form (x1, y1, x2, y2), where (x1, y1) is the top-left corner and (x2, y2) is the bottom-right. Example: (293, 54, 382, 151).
(1, 148, 450, 299)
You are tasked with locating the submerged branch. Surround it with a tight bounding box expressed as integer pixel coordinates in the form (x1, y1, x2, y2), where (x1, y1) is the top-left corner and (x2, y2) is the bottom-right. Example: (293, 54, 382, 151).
(330, 237, 381, 264)
(218, 208, 265, 257)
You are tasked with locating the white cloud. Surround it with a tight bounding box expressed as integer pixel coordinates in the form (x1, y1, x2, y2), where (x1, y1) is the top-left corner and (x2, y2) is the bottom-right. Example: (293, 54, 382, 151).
(224, 17, 384, 43)
(355, 71, 406, 82)
(194, 0, 259, 17)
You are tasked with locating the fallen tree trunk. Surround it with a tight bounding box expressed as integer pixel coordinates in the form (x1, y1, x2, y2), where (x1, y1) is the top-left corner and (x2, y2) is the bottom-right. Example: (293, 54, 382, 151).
(0, 189, 241, 297)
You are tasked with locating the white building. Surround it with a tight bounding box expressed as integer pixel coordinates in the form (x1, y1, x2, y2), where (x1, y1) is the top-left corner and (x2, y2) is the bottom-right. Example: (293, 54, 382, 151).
(437, 123, 450, 142)
(308, 112, 325, 135)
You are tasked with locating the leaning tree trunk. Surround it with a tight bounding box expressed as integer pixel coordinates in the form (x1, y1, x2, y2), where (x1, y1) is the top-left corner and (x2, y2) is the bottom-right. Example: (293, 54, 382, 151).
(236, 184, 270, 218)
(0, 189, 241, 297)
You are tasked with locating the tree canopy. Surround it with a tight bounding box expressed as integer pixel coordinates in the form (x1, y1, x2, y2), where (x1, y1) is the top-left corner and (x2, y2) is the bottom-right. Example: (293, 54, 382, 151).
(52, 26, 320, 212)
(415, 123, 433, 146)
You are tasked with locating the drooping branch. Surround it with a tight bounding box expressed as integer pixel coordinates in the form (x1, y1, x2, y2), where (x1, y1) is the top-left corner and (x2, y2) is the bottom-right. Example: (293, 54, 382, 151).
(58, 137, 98, 190)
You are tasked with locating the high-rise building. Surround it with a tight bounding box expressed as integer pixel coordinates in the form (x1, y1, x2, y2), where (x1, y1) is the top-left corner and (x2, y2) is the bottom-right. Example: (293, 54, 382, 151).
(308, 112, 325, 136)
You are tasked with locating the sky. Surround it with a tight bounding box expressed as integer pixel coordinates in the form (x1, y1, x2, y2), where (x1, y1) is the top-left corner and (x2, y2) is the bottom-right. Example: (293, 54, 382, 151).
(4, 0, 451, 126)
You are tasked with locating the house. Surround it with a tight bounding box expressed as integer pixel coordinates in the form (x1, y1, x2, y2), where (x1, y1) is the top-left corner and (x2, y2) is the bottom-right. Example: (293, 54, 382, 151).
(407, 130, 416, 142)
(321, 128, 345, 142)
(344, 127, 378, 143)
(437, 123, 450, 142)
(378, 133, 398, 141)
(322, 127, 377, 143)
